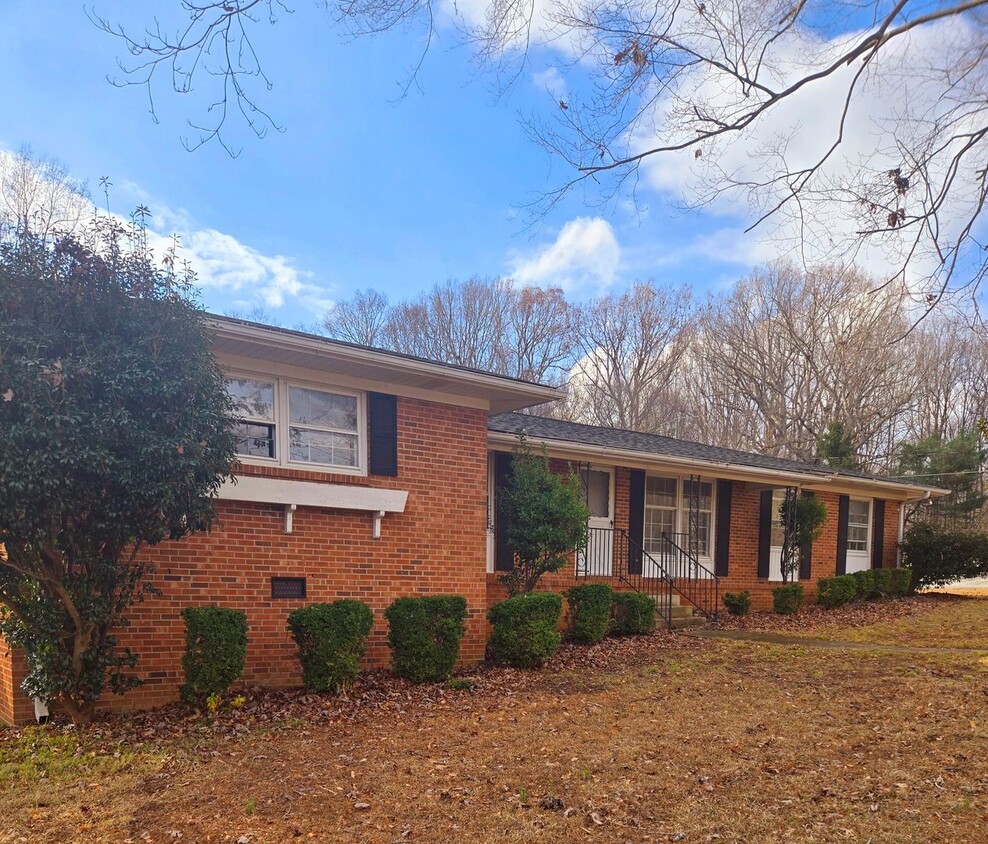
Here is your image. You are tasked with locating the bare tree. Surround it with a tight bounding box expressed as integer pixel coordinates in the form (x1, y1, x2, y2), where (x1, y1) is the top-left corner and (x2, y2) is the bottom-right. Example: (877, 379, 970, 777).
(101, 2, 988, 308)
(323, 277, 577, 383)
(322, 288, 392, 346)
(679, 262, 919, 464)
(567, 281, 695, 431)
(0, 148, 91, 240)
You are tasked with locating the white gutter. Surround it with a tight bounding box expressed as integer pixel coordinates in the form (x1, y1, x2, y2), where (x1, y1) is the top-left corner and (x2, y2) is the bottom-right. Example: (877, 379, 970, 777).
(210, 318, 563, 405)
(487, 431, 948, 500)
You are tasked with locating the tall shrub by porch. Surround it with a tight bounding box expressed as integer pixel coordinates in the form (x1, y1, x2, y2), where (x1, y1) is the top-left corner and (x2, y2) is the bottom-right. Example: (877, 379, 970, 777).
(497, 435, 589, 596)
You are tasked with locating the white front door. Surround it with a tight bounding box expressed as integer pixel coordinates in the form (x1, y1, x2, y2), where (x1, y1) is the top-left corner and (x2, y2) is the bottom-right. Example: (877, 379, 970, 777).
(768, 488, 797, 582)
(578, 467, 614, 576)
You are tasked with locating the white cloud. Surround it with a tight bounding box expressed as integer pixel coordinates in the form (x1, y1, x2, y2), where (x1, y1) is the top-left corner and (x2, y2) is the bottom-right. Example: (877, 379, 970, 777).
(511, 216, 621, 293)
(532, 67, 566, 100)
(0, 148, 334, 318)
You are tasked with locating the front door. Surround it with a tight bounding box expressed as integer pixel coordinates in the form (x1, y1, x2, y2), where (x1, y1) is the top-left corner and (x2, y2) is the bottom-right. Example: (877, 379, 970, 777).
(768, 488, 799, 582)
(578, 467, 614, 576)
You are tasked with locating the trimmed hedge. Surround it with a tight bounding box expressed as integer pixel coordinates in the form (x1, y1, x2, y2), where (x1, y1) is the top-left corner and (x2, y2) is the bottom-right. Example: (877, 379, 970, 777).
(385, 595, 468, 683)
(180, 606, 248, 706)
(890, 567, 912, 596)
(487, 593, 562, 668)
(722, 591, 751, 616)
(567, 584, 614, 644)
(772, 584, 804, 615)
(610, 592, 657, 636)
(872, 568, 892, 598)
(816, 575, 857, 609)
(852, 570, 875, 600)
(287, 600, 373, 692)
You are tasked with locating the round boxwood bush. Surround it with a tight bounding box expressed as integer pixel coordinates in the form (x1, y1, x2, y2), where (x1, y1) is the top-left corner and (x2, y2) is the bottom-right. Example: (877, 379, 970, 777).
(288, 600, 374, 692)
(566, 584, 614, 644)
(611, 592, 657, 635)
(771, 584, 804, 615)
(385, 595, 468, 683)
(722, 590, 752, 616)
(816, 575, 857, 608)
(180, 606, 248, 706)
(487, 592, 562, 668)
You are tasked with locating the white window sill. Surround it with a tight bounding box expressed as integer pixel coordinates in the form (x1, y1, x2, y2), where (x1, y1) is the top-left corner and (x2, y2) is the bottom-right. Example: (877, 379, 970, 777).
(217, 475, 407, 513)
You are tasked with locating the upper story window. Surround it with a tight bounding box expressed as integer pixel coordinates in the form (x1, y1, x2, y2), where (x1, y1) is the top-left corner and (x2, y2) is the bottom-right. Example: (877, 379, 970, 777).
(225, 375, 365, 474)
(227, 377, 276, 458)
(847, 499, 871, 552)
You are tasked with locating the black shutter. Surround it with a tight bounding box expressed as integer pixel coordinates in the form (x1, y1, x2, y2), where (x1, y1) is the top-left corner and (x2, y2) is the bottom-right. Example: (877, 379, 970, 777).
(799, 490, 814, 580)
(836, 494, 850, 575)
(493, 452, 515, 572)
(872, 499, 886, 570)
(757, 489, 773, 578)
(368, 392, 398, 476)
(714, 479, 732, 577)
(628, 469, 646, 575)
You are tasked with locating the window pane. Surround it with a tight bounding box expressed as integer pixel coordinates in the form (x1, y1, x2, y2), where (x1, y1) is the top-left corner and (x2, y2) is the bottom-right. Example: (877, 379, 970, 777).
(646, 477, 677, 507)
(682, 480, 712, 511)
(580, 470, 610, 518)
(696, 511, 711, 556)
(848, 500, 870, 526)
(644, 508, 675, 553)
(226, 378, 274, 421)
(848, 524, 868, 551)
(289, 387, 358, 431)
(233, 422, 275, 458)
(290, 428, 358, 466)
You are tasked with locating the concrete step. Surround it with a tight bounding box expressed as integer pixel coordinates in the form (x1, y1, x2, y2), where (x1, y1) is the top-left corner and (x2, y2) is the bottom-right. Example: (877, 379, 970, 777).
(670, 615, 708, 629)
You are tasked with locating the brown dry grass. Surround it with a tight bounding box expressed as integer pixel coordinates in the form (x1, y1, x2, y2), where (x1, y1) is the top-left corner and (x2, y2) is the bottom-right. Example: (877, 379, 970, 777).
(811, 595, 988, 649)
(3, 623, 988, 843)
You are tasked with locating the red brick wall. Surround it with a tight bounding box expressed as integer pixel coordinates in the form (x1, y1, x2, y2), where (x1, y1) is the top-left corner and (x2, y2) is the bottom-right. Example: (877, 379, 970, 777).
(0, 635, 32, 725)
(0, 396, 490, 723)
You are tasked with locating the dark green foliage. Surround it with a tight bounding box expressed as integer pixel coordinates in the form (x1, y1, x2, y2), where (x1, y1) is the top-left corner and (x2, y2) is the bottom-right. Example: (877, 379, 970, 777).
(852, 570, 875, 599)
(872, 568, 892, 598)
(384, 595, 468, 683)
(498, 436, 589, 596)
(180, 607, 248, 705)
(889, 567, 912, 596)
(772, 584, 804, 615)
(610, 592, 657, 635)
(487, 593, 562, 668)
(900, 523, 988, 589)
(898, 432, 987, 525)
(0, 219, 237, 723)
(566, 584, 613, 644)
(816, 576, 857, 608)
(816, 421, 860, 470)
(722, 591, 752, 616)
(287, 600, 373, 692)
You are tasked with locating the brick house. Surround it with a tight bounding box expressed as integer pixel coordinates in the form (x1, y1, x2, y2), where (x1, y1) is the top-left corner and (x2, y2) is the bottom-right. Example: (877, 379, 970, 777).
(0, 317, 941, 724)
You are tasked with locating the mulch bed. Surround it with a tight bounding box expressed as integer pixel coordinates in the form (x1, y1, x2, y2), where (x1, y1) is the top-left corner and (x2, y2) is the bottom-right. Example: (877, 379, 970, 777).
(712, 592, 965, 634)
(5, 627, 705, 748)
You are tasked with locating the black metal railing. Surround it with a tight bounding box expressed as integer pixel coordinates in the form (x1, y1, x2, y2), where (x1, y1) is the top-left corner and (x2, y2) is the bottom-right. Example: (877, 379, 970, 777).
(656, 531, 720, 618)
(577, 526, 719, 626)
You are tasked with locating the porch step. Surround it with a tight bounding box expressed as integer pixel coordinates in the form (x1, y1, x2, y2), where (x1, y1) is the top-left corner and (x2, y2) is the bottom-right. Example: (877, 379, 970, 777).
(670, 615, 708, 630)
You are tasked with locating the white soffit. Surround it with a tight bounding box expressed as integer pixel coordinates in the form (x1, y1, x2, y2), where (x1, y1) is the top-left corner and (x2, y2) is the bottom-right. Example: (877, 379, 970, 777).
(217, 475, 408, 513)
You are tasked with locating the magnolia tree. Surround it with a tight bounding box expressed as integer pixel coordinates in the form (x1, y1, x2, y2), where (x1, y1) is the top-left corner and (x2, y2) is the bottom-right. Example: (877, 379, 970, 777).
(0, 216, 237, 723)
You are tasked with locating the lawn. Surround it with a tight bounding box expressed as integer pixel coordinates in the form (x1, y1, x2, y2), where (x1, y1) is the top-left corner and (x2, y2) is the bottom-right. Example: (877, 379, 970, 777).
(810, 595, 988, 649)
(2, 601, 987, 843)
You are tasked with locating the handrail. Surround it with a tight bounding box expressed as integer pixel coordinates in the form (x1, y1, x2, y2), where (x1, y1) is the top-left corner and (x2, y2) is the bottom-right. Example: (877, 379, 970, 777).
(576, 526, 720, 623)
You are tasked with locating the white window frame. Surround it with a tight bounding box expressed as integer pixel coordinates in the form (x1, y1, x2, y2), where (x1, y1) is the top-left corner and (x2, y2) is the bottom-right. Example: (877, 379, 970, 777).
(643, 473, 716, 564)
(226, 370, 367, 476)
(846, 498, 872, 555)
(226, 375, 279, 460)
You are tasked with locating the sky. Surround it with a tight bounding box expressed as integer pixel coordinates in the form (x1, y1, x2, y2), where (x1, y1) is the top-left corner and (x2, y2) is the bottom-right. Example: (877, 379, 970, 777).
(0, 2, 975, 327)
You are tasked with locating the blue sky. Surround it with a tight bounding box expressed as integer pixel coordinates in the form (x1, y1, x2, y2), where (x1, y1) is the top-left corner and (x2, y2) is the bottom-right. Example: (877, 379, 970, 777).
(0, 2, 815, 325)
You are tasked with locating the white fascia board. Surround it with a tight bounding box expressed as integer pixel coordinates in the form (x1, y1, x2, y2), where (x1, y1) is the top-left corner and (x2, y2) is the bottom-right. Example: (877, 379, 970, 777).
(218, 475, 408, 513)
(487, 432, 947, 500)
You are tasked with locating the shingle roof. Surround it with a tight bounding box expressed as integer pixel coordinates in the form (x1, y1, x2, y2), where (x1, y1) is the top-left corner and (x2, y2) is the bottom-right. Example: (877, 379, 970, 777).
(487, 412, 927, 490)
